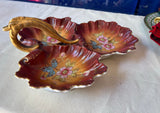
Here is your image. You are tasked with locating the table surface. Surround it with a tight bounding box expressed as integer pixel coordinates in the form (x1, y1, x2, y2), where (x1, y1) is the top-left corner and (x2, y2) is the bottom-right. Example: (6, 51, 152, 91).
(0, 1, 160, 113)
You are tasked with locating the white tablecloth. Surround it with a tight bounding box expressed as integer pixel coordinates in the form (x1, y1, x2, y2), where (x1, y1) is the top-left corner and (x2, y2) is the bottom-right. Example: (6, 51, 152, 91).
(0, 1, 160, 113)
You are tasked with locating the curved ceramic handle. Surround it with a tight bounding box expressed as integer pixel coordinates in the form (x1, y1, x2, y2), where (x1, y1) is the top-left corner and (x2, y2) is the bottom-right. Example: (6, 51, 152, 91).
(3, 17, 79, 52)
(154, 17, 160, 24)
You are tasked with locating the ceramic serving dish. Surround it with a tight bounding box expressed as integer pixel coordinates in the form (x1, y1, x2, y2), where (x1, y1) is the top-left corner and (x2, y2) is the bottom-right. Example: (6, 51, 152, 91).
(16, 45, 107, 92)
(76, 20, 138, 58)
(3, 16, 138, 92)
(144, 11, 160, 29)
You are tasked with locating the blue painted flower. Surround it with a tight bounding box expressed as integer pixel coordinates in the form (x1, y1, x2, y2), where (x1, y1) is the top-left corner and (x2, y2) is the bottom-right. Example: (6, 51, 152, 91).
(51, 59, 58, 68)
(91, 40, 102, 49)
(42, 66, 55, 77)
(41, 59, 58, 77)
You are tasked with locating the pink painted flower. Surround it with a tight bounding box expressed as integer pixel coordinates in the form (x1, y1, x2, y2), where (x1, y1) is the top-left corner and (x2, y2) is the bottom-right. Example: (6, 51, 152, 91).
(21, 39, 37, 46)
(46, 36, 59, 44)
(103, 43, 115, 50)
(57, 67, 73, 78)
(60, 52, 66, 57)
(96, 35, 108, 44)
(21, 40, 32, 46)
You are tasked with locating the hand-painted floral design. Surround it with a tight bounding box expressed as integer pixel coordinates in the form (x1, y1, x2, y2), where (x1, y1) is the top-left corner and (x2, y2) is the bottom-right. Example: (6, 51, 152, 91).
(91, 39, 115, 51)
(57, 67, 73, 78)
(103, 43, 115, 50)
(40, 53, 79, 81)
(16, 44, 107, 91)
(91, 40, 102, 49)
(42, 66, 55, 77)
(91, 33, 115, 51)
(90, 33, 115, 51)
(54, 58, 78, 81)
(96, 35, 108, 44)
(41, 59, 57, 79)
(46, 36, 59, 44)
(60, 52, 66, 57)
(21, 40, 33, 46)
(76, 20, 139, 55)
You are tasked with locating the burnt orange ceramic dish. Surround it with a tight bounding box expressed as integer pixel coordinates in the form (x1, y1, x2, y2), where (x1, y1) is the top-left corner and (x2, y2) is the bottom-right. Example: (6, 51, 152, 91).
(3, 16, 139, 92)
(16, 45, 107, 92)
(19, 17, 80, 46)
(76, 20, 139, 58)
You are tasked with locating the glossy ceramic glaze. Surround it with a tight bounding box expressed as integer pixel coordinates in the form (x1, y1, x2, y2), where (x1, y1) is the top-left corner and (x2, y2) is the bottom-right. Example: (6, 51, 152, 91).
(76, 20, 138, 56)
(19, 17, 79, 46)
(3, 16, 140, 91)
(16, 45, 107, 91)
